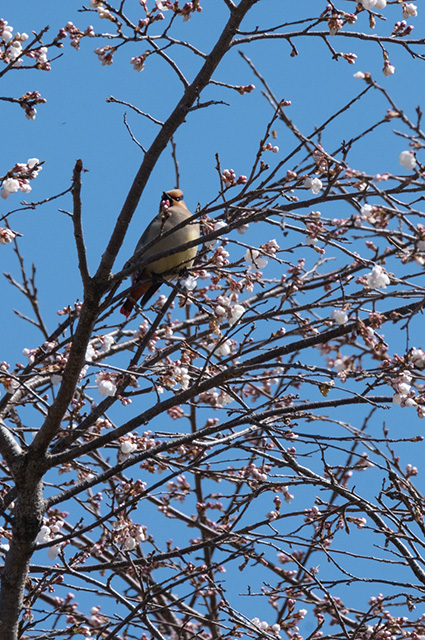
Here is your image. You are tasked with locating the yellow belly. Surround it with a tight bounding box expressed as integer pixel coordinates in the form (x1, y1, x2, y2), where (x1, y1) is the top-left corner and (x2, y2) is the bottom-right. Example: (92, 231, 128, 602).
(148, 225, 199, 277)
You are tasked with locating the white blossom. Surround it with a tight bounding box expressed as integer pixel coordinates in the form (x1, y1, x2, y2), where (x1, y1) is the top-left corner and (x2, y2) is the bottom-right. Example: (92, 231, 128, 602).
(27, 157, 40, 170)
(37, 47, 48, 64)
(96, 373, 117, 397)
(331, 309, 348, 325)
(19, 181, 31, 194)
(136, 526, 146, 541)
(181, 274, 197, 291)
(47, 541, 61, 560)
(50, 521, 63, 534)
(334, 358, 346, 372)
(37, 525, 51, 544)
(217, 392, 233, 406)
(205, 220, 227, 248)
(22, 348, 35, 364)
(383, 63, 395, 77)
(215, 304, 227, 317)
(1, 178, 20, 200)
(8, 40, 23, 65)
(85, 343, 96, 362)
(121, 440, 137, 455)
(156, 0, 172, 10)
(98, 7, 112, 18)
(353, 71, 366, 79)
(123, 536, 137, 550)
(217, 339, 232, 357)
(304, 176, 323, 194)
(244, 248, 268, 270)
(393, 393, 415, 407)
(229, 304, 245, 327)
(2, 26, 13, 42)
(0, 541, 10, 554)
(399, 150, 416, 170)
(410, 347, 425, 368)
(130, 55, 146, 72)
(366, 265, 390, 289)
(180, 367, 191, 390)
(98, 334, 115, 354)
(0, 228, 16, 244)
(403, 3, 418, 18)
(361, 203, 376, 223)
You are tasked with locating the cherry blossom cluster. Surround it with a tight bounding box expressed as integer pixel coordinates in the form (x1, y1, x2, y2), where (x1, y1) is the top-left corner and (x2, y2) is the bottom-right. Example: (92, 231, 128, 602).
(263, 142, 279, 153)
(155, 0, 203, 22)
(165, 474, 191, 503)
(36, 518, 64, 560)
(57, 301, 83, 317)
(18, 90, 46, 120)
(390, 371, 416, 408)
(251, 617, 282, 636)
(392, 20, 414, 37)
(25, 46, 50, 70)
(236, 83, 255, 95)
(304, 176, 323, 195)
(365, 264, 391, 290)
(211, 295, 246, 330)
(58, 22, 95, 50)
(245, 239, 280, 271)
(0, 20, 28, 67)
(112, 519, 146, 551)
(409, 347, 425, 368)
(0, 228, 16, 245)
(93, 45, 114, 66)
(360, 0, 387, 11)
(96, 370, 117, 396)
(402, 3, 418, 19)
(221, 169, 248, 188)
(325, 7, 357, 35)
(330, 308, 349, 325)
(156, 358, 192, 390)
(0, 158, 41, 200)
(130, 51, 150, 72)
(203, 218, 228, 248)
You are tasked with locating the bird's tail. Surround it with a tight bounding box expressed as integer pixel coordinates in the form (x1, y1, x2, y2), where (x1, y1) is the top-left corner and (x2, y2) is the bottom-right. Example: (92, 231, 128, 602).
(120, 280, 162, 317)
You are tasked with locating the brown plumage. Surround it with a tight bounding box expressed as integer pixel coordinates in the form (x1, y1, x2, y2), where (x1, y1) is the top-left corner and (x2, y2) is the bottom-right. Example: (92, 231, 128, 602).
(120, 189, 200, 317)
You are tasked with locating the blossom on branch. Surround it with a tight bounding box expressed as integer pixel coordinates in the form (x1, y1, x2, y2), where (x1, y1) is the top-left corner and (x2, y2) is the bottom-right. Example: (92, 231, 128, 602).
(399, 150, 416, 170)
(304, 177, 323, 194)
(365, 265, 390, 289)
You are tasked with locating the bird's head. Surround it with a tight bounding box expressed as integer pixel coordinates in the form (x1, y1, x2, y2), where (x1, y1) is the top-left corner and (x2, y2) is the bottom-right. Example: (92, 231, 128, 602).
(161, 189, 185, 210)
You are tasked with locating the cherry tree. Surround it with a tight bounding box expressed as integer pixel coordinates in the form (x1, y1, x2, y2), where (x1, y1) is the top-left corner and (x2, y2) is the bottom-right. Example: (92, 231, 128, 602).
(1, 1, 425, 639)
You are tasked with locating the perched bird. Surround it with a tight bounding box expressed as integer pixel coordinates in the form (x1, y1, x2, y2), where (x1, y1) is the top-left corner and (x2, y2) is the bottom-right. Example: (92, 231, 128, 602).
(120, 189, 200, 317)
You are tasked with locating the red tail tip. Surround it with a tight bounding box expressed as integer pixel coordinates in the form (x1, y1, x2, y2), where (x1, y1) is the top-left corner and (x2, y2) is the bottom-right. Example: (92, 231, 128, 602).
(120, 304, 132, 317)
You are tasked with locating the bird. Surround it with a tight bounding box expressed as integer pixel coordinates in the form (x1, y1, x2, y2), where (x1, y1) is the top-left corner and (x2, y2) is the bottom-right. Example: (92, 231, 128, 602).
(120, 188, 200, 317)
